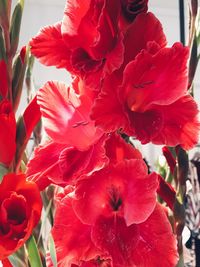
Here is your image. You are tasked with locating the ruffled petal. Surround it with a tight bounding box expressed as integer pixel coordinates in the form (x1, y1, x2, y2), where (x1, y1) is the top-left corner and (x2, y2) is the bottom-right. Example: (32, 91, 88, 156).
(37, 81, 103, 149)
(51, 195, 101, 266)
(91, 73, 128, 132)
(59, 135, 109, 184)
(122, 43, 189, 112)
(30, 22, 71, 70)
(132, 204, 178, 267)
(62, 0, 91, 37)
(123, 12, 167, 66)
(152, 95, 200, 149)
(26, 141, 66, 190)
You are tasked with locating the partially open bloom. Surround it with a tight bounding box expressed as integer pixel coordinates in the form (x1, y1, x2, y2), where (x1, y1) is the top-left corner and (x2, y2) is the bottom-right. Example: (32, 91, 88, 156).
(30, 0, 124, 87)
(0, 100, 16, 166)
(0, 173, 42, 260)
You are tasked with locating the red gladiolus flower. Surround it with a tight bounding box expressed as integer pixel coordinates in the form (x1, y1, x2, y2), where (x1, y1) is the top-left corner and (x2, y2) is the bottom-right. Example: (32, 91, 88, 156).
(0, 173, 42, 260)
(92, 42, 200, 149)
(73, 159, 158, 226)
(0, 100, 16, 166)
(51, 192, 178, 267)
(26, 80, 109, 190)
(30, 0, 124, 87)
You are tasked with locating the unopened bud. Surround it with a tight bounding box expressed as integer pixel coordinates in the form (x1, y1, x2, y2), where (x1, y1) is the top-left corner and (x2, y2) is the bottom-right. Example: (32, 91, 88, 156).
(10, 0, 24, 56)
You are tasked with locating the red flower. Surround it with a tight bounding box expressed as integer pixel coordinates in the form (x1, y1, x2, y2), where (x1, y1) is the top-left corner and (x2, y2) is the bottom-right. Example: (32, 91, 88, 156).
(73, 159, 158, 226)
(0, 60, 8, 98)
(92, 42, 199, 149)
(30, 0, 124, 87)
(26, 81, 108, 190)
(0, 100, 16, 166)
(0, 173, 42, 260)
(51, 191, 178, 267)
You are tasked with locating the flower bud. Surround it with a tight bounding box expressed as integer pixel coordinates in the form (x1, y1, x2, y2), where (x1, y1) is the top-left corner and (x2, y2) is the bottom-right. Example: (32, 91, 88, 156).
(10, 0, 24, 56)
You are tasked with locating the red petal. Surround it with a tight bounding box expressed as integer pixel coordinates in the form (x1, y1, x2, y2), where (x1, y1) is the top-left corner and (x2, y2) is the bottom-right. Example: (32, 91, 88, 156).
(91, 204, 178, 267)
(127, 108, 164, 144)
(132, 204, 178, 267)
(1, 258, 13, 267)
(90, 0, 120, 59)
(73, 160, 158, 226)
(122, 43, 189, 112)
(37, 81, 103, 150)
(23, 96, 41, 140)
(52, 195, 100, 266)
(59, 135, 109, 184)
(30, 22, 71, 70)
(26, 141, 66, 190)
(103, 32, 124, 74)
(91, 215, 139, 266)
(157, 175, 176, 210)
(0, 60, 8, 98)
(91, 73, 128, 132)
(162, 146, 176, 173)
(105, 133, 142, 164)
(123, 12, 167, 66)
(152, 95, 200, 149)
(62, 0, 91, 37)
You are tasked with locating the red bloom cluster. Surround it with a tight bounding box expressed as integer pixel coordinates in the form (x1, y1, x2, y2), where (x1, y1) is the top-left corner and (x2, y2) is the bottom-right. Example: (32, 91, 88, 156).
(28, 0, 200, 266)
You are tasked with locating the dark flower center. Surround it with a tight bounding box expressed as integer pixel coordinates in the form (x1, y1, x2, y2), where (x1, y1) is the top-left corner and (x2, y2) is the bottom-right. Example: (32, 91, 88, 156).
(121, 0, 148, 21)
(108, 186, 123, 211)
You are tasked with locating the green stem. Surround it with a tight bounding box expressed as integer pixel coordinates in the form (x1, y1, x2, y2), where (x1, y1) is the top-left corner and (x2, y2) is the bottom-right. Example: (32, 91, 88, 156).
(26, 235, 43, 267)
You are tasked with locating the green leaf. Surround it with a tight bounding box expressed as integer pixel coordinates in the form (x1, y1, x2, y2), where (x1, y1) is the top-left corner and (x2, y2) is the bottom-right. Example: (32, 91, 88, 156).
(175, 253, 184, 267)
(10, 0, 24, 56)
(0, 163, 8, 182)
(49, 234, 57, 267)
(0, 0, 9, 28)
(0, 26, 6, 60)
(9, 254, 27, 267)
(26, 235, 43, 267)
